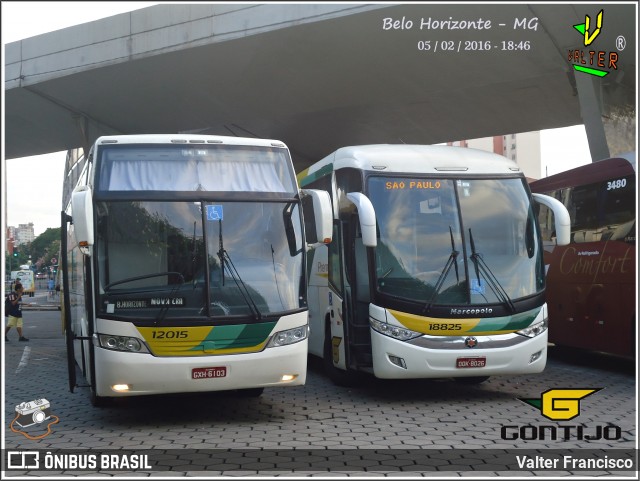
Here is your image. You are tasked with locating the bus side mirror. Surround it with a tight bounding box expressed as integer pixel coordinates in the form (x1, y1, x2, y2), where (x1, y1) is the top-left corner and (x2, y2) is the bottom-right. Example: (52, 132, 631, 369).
(346, 192, 377, 247)
(71, 186, 94, 256)
(532, 193, 570, 246)
(301, 189, 333, 247)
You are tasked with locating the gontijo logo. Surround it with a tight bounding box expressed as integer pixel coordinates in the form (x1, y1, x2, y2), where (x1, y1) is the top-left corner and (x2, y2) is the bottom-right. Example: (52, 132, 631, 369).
(568, 9, 625, 78)
(501, 388, 623, 441)
(518, 388, 601, 420)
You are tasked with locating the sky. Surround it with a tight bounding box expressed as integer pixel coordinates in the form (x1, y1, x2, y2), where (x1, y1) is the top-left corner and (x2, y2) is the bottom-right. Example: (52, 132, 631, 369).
(1, 1, 594, 237)
(2, 2, 157, 237)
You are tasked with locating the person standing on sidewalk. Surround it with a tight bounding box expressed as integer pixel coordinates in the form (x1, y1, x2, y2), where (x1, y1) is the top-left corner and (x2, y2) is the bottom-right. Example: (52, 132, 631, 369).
(5, 283, 29, 342)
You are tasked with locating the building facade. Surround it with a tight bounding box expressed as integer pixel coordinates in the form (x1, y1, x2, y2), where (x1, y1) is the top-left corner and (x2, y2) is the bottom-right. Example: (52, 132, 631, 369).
(12, 223, 35, 246)
(448, 131, 542, 180)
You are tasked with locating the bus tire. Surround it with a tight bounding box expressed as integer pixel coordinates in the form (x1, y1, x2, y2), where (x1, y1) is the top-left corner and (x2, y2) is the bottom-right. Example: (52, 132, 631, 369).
(90, 390, 111, 407)
(233, 388, 264, 397)
(454, 376, 490, 385)
(323, 322, 358, 387)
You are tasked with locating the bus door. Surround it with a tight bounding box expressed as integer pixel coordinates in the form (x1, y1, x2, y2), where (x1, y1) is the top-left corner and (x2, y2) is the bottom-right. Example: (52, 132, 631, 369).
(342, 215, 373, 369)
(326, 220, 350, 372)
(61, 212, 78, 393)
(62, 210, 94, 397)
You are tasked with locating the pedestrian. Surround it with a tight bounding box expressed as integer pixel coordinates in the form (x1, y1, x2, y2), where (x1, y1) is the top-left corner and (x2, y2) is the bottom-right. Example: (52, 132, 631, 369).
(5, 283, 29, 342)
(48, 278, 55, 298)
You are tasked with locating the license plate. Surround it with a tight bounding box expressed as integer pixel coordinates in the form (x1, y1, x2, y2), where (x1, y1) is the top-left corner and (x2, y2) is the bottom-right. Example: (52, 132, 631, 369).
(456, 357, 486, 368)
(192, 366, 227, 379)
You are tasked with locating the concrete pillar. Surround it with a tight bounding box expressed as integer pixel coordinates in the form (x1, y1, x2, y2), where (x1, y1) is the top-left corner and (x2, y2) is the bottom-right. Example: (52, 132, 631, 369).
(575, 72, 610, 161)
(575, 69, 636, 162)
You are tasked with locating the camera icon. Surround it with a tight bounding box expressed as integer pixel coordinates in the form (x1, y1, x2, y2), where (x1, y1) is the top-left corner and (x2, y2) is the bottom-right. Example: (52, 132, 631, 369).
(15, 399, 51, 428)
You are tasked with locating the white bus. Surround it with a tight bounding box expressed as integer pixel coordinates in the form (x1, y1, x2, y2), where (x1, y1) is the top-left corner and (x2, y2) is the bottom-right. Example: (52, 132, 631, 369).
(298, 144, 570, 385)
(11, 269, 35, 297)
(61, 134, 331, 405)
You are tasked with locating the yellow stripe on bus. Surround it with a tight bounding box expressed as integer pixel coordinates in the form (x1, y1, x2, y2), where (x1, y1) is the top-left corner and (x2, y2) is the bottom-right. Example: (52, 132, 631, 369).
(387, 309, 514, 336)
(137, 326, 269, 357)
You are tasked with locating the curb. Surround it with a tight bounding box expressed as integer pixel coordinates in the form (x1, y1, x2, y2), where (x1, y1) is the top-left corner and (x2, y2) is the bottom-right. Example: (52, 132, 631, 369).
(22, 305, 60, 311)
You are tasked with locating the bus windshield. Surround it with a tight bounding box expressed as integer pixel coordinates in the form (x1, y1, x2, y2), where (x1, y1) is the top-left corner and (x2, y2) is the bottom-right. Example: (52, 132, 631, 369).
(96, 143, 297, 194)
(95, 200, 304, 320)
(368, 176, 544, 308)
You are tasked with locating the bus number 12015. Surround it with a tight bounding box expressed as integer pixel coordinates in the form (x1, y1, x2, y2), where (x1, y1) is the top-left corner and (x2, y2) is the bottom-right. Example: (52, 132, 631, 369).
(151, 330, 188, 339)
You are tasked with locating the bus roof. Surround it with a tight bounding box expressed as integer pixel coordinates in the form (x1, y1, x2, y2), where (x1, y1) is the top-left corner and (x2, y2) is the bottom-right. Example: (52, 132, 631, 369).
(298, 144, 521, 185)
(529, 154, 636, 193)
(93, 134, 288, 149)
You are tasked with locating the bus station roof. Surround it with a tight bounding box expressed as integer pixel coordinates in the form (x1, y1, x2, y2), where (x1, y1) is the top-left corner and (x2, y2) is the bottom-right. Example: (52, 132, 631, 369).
(4, 3, 636, 171)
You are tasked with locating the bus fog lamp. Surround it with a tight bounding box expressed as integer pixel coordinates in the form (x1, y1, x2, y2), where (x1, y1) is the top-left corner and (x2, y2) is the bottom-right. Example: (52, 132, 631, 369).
(388, 355, 407, 369)
(529, 350, 543, 364)
(280, 374, 298, 382)
(111, 384, 131, 392)
(267, 325, 308, 348)
(517, 319, 548, 338)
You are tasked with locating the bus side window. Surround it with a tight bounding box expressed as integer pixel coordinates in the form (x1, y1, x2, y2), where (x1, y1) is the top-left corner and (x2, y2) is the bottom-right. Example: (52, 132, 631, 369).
(537, 203, 557, 247)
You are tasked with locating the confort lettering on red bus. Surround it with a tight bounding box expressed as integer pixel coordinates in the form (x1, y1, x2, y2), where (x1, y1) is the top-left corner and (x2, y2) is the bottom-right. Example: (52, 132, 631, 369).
(559, 243, 633, 281)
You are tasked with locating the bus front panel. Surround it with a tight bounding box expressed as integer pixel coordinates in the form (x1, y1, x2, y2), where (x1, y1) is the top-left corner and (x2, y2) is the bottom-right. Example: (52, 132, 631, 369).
(93, 312, 308, 396)
(369, 304, 547, 378)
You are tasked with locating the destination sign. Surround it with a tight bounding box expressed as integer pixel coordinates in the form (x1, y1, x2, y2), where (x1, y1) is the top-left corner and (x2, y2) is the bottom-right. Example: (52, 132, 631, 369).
(385, 180, 442, 190)
(113, 298, 186, 309)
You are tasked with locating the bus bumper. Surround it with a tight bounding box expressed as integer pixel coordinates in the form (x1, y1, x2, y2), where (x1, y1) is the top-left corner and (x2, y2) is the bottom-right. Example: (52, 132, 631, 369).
(371, 329, 547, 379)
(93, 340, 307, 397)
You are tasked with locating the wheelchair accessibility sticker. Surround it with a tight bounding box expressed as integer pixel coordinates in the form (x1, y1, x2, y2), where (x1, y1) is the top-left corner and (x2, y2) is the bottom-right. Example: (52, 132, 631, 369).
(206, 205, 224, 221)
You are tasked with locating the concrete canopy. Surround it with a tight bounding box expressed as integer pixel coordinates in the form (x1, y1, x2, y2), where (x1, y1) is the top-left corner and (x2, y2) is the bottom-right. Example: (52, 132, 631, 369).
(4, 3, 636, 171)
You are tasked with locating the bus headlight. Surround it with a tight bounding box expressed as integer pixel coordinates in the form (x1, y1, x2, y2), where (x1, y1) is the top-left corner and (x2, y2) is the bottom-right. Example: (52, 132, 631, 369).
(98, 334, 149, 353)
(370, 318, 422, 341)
(267, 325, 308, 348)
(516, 318, 548, 338)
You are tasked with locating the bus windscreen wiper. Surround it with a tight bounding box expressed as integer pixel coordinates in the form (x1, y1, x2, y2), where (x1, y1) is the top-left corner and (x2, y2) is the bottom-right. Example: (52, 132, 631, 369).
(217, 220, 262, 320)
(468, 229, 516, 312)
(423, 226, 459, 314)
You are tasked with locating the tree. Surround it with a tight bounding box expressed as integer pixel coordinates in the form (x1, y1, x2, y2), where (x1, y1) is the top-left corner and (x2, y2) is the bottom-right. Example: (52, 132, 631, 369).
(5, 227, 61, 277)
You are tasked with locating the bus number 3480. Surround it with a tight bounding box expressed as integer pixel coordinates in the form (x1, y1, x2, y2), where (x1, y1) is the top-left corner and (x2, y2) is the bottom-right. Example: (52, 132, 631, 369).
(428, 323, 462, 331)
(607, 178, 627, 190)
(151, 330, 188, 339)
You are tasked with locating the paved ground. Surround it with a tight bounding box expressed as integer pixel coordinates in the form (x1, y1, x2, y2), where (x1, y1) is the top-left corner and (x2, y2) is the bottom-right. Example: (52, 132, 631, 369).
(2, 290, 637, 477)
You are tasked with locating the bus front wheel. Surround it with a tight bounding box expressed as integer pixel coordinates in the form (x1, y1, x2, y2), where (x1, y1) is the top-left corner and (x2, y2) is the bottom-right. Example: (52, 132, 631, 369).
(90, 390, 111, 407)
(233, 388, 264, 397)
(323, 322, 358, 387)
(454, 376, 490, 385)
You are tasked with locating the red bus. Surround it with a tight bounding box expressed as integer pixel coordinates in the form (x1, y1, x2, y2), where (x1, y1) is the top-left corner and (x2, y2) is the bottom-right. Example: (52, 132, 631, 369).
(529, 153, 636, 359)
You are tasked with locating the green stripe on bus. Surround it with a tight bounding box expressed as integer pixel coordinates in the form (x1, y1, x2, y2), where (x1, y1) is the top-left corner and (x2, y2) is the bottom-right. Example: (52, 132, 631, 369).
(467, 307, 541, 333)
(190, 321, 277, 351)
(298, 163, 334, 187)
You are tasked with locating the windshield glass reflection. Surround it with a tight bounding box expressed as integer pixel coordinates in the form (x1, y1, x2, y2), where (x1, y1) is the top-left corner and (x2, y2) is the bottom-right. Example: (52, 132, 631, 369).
(368, 176, 544, 307)
(95, 201, 304, 320)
